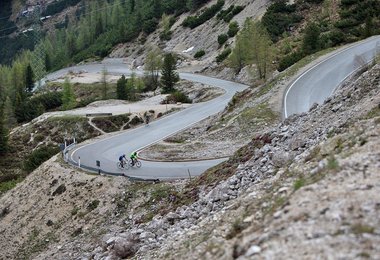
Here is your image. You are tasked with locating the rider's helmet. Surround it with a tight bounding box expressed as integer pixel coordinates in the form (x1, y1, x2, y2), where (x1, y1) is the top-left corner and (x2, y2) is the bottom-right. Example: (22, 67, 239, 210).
(133, 152, 137, 156)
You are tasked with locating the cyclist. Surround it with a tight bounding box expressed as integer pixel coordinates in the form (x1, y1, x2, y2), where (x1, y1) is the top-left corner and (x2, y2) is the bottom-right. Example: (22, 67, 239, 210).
(119, 154, 127, 168)
(130, 152, 138, 166)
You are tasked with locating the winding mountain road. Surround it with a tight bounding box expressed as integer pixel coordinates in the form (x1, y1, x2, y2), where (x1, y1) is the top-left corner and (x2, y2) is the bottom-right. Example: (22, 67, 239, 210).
(47, 66, 248, 180)
(48, 35, 380, 180)
(285, 36, 380, 117)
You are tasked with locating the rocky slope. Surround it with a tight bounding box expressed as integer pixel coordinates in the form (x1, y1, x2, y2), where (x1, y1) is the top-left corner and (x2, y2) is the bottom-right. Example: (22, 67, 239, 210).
(90, 64, 380, 260)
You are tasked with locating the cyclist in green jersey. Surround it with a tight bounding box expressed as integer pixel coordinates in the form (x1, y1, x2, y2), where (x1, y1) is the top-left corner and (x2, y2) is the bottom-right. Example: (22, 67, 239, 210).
(130, 152, 138, 166)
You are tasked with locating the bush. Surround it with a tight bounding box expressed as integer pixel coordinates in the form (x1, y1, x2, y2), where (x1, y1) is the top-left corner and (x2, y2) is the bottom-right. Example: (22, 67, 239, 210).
(262, 1, 303, 41)
(182, 0, 225, 29)
(23, 145, 60, 172)
(165, 91, 192, 103)
(159, 30, 172, 41)
(143, 19, 158, 34)
(217, 5, 245, 22)
(194, 50, 206, 58)
(227, 21, 239, 37)
(216, 48, 231, 63)
(218, 33, 228, 45)
(32, 92, 63, 111)
(278, 51, 305, 71)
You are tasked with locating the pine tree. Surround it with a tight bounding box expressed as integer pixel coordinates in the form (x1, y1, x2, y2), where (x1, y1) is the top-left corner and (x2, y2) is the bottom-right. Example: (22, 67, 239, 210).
(302, 22, 320, 55)
(161, 53, 179, 93)
(116, 75, 127, 100)
(25, 64, 34, 93)
(62, 77, 76, 110)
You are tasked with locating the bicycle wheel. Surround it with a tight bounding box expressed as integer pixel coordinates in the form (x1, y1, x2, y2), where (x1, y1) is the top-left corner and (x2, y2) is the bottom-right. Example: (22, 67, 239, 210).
(135, 160, 142, 168)
(128, 159, 134, 167)
(116, 161, 123, 169)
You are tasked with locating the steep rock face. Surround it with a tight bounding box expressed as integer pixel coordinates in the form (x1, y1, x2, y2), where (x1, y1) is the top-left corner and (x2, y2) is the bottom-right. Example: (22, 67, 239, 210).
(86, 65, 380, 259)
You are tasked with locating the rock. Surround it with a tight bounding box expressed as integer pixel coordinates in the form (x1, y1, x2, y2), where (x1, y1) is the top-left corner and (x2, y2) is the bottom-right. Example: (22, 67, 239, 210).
(52, 184, 66, 196)
(245, 245, 261, 256)
(289, 137, 306, 151)
(332, 104, 342, 112)
(106, 237, 117, 246)
(278, 187, 289, 194)
(309, 102, 319, 112)
(112, 237, 139, 258)
(273, 210, 282, 219)
(260, 157, 268, 164)
(166, 212, 180, 225)
(139, 232, 155, 240)
(228, 177, 239, 186)
(272, 151, 291, 167)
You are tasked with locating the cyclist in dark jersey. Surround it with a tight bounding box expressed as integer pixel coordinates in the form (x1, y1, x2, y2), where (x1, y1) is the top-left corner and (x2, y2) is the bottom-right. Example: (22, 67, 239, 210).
(119, 154, 126, 168)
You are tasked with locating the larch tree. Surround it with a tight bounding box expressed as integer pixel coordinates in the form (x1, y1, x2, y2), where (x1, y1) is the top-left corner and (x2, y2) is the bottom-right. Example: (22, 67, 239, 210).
(228, 33, 246, 74)
(101, 66, 109, 99)
(240, 19, 273, 80)
(144, 47, 163, 91)
(62, 77, 76, 110)
(0, 106, 8, 155)
(3, 96, 17, 129)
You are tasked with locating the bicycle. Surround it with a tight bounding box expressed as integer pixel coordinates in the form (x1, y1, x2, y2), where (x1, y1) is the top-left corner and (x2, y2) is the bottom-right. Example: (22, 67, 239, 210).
(117, 158, 129, 170)
(128, 158, 142, 168)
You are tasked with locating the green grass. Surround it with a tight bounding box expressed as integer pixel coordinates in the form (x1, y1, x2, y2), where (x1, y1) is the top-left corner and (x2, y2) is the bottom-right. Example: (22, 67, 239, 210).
(47, 115, 86, 123)
(0, 177, 23, 195)
(351, 223, 375, 235)
(293, 178, 305, 190)
(237, 103, 278, 125)
(365, 106, 380, 119)
(327, 155, 339, 171)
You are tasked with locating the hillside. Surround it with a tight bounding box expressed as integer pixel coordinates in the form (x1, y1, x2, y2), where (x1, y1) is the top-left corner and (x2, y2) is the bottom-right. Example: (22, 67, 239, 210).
(0, 53, 379, 260)
(0, 0, 380, 259)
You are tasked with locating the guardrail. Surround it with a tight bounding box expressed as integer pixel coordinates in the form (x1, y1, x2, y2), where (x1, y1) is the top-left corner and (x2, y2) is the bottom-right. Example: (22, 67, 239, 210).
(64, 142, 160, 183)
(85, 113, 113, 117)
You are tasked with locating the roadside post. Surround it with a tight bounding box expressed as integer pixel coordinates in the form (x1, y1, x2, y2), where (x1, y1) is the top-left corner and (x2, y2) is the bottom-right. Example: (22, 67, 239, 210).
(78, 157, 81, 168)
(96, 160, 101, 175)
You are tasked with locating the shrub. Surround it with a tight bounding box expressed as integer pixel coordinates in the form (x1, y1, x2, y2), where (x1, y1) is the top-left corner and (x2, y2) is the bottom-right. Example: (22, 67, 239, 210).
(23, 145, 60, 172)
(217, 5, 245, 22)
(143, 19, 158, 34)
(262, 1, 303, 41)
(227, 21, 239, 37)
(218, 33, 228, 45)
(182, 0, 225, 29)
(165, 91, 192, 103)
(216, 48, 231, 63)
(194, 50, 206, 58)
(278, 51, 305, 71)
(32, 92, 63, 111)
